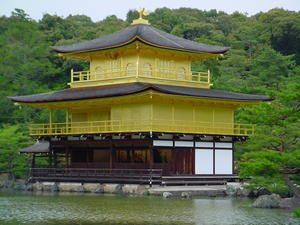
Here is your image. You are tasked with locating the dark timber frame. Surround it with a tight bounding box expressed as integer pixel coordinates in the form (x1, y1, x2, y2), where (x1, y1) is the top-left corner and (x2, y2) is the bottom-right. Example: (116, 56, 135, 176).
(26, 132, 243, 185)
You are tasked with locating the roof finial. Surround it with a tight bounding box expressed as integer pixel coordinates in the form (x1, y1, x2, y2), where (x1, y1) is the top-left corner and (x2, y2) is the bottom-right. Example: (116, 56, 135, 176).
(131, 8, 150, 25)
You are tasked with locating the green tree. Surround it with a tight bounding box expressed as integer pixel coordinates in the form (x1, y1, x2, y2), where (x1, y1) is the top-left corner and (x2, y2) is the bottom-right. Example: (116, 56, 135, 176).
(0, 125, 31, 179)
(237, 72, 300, 197)
(257, 9, 300, 63)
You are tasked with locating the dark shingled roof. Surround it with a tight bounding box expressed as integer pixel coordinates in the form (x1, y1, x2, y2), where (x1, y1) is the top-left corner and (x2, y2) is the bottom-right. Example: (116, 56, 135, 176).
(52, 24, 229, 54)
(20, 141, 49, 153)
(9, 82, 271, 103)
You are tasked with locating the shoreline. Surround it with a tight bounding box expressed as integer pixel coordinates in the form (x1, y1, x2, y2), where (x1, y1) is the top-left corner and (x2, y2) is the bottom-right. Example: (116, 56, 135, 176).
(1, 179, 299, 209)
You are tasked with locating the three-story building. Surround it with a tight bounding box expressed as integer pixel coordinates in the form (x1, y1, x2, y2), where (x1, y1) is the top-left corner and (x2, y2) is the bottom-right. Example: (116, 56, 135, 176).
(10, 13, 270, 185)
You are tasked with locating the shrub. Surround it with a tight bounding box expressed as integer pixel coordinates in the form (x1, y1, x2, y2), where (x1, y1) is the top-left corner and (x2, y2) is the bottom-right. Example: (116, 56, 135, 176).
(293, 208, 300, 218)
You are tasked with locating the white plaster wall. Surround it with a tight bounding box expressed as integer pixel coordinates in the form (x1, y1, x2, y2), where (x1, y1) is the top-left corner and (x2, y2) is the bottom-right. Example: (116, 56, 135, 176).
(214, 150, 233, 174)
(195, 149, 213, 174)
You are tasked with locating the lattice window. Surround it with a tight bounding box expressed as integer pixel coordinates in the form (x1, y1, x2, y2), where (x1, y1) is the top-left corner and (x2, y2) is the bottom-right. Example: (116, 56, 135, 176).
(158, 60, 169, 74)
(126, 63, 135, 76)
(110, 58, 121, 74)
(158, 60, 175, 78)
(143, 63, 152, 77)
(95, 66, 104, 79)
(177, 67, 186, 80)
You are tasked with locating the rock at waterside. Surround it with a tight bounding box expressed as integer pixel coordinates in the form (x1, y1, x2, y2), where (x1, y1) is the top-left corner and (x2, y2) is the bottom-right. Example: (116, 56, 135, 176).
(83, 183, 101, 193)
(32, 182, 43, 192)
(181, 192, 191, 199)
(114, 184, 124, 194)
(51, 182, 59, 192)
(42, 182, 58, 192)
(236, 187, 251, 197)
(103, 184, 117, 193)
(248, 187, 271, 198)
(280, 197, 300, 209)
(226, 182, 241, 196)
(58, 182, 83, 192)
(252, 194, 281, 208)
(121, 184, 147, 195)
(25, 183, 33, 191)
(163, 192, 173, 198)
(136, 185, 148, 195)
(122, 184, 139, 195)
(103, 183, 124, 194)
(95, 184, 104, 193)
(257, 187, 271, 196)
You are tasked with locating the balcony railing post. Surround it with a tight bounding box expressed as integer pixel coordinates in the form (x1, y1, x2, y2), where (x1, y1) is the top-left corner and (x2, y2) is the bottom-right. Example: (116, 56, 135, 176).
(29, 119, 255, 137)
(71, 67, 213, 87)
(49, 109, 52, 133)
(207, 69, 210, 84)
(71, 68, 74, 83)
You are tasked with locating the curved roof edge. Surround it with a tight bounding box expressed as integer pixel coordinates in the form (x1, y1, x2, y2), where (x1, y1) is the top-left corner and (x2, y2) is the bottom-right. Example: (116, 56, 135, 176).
(8, 82, 272, 104)
(52, 24, 229, 54)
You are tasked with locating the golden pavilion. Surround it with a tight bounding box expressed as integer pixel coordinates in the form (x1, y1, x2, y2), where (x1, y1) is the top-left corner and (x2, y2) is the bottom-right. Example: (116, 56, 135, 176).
(9, 11, 270, 185)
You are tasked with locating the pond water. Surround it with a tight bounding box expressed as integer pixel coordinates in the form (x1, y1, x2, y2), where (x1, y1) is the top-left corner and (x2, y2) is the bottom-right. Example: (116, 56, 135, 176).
(0, 192, 299, 225)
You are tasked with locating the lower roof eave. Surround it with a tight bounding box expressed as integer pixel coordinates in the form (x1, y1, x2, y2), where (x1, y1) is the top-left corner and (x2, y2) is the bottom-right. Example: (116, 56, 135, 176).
(8, 82, 272, 105)
(32, 131, 250, 140)
(19, 141, 50, 154)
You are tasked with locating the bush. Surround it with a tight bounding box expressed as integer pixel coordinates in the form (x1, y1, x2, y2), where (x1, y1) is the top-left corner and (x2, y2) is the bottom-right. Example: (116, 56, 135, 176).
(293, 208, 300, 218)
(267, 182, 291, 198)
(242, 176, 292, 197)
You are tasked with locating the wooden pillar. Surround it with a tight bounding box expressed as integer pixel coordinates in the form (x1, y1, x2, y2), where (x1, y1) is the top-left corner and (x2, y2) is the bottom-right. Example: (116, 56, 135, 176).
(49, 109, 53, 132)
(32, 153, 36, 168)
(65, 110, 69, 134)
(66, 145, 69, 168)
(172, 138, 176, 175)
(53, 145, 57, 167)
(49, 142, 53, 167)
(149, 139, 153, 170)
(110, 140, 113, 170)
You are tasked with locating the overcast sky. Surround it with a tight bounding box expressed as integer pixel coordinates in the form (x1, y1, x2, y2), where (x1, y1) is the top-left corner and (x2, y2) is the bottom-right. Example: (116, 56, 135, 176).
(2, 0, 300, 21)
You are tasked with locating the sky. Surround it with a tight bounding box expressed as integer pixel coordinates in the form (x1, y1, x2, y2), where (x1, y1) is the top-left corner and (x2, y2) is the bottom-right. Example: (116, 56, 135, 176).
(1, 0, 300, 21)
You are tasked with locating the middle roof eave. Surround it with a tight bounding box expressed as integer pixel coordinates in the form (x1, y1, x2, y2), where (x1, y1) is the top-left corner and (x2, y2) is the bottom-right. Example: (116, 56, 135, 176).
(8, 82, 272, 104)
(52, 24, 229, 54)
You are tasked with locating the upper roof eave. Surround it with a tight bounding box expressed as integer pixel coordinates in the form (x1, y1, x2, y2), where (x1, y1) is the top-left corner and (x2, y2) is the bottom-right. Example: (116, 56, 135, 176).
(51, 24, 230, 55)
(52, 37, 230, 57)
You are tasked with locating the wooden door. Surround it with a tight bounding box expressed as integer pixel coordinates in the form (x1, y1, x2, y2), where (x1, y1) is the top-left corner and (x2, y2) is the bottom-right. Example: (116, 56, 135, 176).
(174, 148, 193, 175)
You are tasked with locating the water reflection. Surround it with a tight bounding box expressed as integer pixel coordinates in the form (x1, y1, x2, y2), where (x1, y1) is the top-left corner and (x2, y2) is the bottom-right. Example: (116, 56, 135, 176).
(0, 192, 298, 225)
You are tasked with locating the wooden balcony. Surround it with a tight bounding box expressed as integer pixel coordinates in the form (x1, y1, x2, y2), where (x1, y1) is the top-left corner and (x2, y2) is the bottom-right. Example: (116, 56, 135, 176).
(30, 168, 163, 185)
(29, 120, 255, 136)
(69, 67, 211, 88)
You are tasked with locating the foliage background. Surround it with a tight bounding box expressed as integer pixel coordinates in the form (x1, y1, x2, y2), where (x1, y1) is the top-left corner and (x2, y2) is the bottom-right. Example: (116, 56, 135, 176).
(0, 8, 299, 194)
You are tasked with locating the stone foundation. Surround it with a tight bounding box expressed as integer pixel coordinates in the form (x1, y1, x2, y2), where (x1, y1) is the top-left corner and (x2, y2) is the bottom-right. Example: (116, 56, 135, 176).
(59, 182, 84, 192)
(27, 182, 149, 195)
(83, 183, 103, 193)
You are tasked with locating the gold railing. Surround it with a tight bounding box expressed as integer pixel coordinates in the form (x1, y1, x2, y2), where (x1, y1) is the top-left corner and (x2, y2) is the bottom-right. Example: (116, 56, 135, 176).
(70, 67, 210, 85)
(29, 120, 254, 136)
